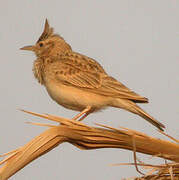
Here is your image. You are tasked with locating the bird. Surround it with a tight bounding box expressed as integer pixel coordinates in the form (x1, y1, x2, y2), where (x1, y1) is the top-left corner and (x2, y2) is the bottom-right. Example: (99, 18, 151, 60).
(20, 19, 165, 131)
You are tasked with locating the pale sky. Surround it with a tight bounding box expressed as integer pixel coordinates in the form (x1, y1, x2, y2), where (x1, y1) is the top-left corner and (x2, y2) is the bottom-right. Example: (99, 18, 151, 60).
(0, 1, 179, 179)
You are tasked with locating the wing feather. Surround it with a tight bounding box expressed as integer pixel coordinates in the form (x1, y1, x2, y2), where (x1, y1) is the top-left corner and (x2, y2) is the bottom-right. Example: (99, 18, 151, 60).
(53, 52, 148, 103)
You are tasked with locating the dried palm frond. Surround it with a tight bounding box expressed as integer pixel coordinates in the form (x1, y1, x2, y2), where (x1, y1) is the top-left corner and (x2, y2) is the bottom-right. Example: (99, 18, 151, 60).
(0, 110, 178, 180)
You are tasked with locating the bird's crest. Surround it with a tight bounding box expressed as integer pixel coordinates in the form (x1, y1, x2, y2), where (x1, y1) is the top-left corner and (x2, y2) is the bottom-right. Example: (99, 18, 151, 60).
(37, 19, 54, 43)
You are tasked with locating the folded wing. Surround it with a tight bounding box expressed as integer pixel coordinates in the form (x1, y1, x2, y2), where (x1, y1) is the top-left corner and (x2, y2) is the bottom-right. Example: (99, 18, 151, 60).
(54, 52, 148, 103)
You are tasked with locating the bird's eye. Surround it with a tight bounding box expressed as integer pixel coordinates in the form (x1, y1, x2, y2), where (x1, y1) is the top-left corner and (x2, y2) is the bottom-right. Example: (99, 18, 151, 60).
(39, 42, 43, 47)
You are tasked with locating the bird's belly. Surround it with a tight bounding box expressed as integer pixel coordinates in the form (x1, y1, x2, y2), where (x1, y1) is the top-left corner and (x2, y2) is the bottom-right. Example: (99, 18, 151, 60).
(45, 81, 111, 111)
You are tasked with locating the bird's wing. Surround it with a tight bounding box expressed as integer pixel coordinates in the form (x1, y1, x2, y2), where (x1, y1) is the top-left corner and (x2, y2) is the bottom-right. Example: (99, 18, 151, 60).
(98, 76, 148, 103)
(54, 52, 148, 102)
(53, 52, 105, 88)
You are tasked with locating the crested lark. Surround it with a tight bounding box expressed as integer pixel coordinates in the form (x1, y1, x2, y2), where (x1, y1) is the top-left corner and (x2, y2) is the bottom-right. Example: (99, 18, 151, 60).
(21, 19, 165, 131)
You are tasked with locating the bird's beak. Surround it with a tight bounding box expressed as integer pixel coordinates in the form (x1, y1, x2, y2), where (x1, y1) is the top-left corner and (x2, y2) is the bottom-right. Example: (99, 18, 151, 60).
(20, 45, 35, 51)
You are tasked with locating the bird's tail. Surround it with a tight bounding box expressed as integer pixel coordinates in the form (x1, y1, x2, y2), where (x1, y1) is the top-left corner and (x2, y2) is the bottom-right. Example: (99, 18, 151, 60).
(111, 99, 165, 131)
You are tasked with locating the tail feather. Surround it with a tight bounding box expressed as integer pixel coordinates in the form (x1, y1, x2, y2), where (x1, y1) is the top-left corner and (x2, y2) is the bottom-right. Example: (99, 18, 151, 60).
(111, 99, 165, 131)
(134, 105, 165, 131)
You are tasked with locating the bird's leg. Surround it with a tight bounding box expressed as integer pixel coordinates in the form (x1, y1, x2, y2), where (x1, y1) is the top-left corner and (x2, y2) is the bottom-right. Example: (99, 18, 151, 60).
(78, 111, 90, 121)
(72, 106, 91, 121)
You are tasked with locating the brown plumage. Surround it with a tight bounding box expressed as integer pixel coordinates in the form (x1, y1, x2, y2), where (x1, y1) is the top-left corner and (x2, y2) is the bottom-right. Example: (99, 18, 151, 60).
(21, 19, 165, 131)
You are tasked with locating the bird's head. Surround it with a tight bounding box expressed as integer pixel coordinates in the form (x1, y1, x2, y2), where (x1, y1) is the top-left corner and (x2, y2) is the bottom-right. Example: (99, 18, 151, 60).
(20, 19, 72, 58)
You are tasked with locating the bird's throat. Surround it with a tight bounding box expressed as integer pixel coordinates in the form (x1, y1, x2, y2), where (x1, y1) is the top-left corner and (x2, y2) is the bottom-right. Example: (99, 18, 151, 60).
(33, 58, 45, 85)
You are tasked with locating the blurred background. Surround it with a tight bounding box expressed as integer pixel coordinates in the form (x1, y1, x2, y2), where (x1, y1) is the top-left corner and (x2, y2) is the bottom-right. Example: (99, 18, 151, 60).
(0, 1, 179, 179)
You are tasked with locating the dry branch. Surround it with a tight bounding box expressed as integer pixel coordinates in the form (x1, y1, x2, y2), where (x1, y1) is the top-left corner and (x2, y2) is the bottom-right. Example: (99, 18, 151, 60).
(0, 110, 178, 180)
